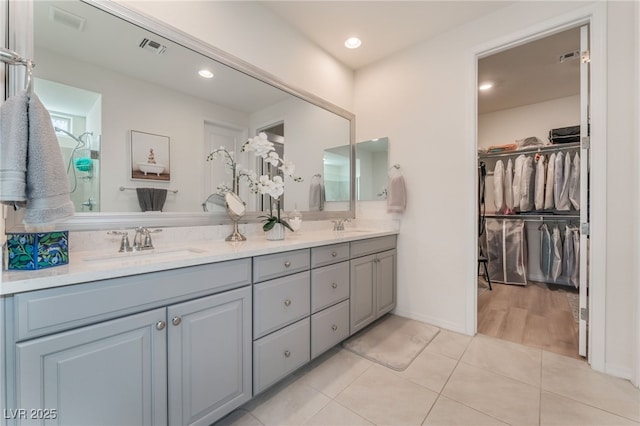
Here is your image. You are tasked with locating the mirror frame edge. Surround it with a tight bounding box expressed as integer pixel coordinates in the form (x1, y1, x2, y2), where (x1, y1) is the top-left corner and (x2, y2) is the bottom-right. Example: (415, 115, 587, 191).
(5, 0, 355, 232)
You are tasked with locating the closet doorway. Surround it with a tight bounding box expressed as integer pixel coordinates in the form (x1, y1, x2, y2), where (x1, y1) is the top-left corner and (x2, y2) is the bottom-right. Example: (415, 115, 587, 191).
(476, 24, 590, 360)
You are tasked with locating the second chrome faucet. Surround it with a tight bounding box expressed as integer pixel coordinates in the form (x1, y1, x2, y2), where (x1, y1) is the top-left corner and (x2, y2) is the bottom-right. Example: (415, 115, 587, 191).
(109, 227, 162, 252)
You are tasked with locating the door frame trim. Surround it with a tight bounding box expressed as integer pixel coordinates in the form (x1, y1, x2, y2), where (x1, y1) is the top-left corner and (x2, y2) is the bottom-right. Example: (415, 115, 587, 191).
(467, 2, 607, 373)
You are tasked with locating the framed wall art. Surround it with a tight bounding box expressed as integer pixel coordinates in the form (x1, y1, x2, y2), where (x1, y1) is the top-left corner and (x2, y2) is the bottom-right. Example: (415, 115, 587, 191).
(130, 130, 171, 182)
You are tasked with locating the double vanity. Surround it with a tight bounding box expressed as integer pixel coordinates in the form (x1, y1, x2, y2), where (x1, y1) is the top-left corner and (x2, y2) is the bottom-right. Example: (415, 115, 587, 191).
(1, 228, 397, 426)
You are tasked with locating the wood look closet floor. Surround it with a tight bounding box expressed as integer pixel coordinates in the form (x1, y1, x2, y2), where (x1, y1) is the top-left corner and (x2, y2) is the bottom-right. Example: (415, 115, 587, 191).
(477, 280, 581, 359)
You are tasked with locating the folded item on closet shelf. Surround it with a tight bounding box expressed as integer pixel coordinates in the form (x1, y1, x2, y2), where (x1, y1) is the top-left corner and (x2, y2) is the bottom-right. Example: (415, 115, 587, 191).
(486, 143, 518, 153)
(23, 93, 75, 230)
(0, 90, 29, 205)
(516, 136, 545, 149)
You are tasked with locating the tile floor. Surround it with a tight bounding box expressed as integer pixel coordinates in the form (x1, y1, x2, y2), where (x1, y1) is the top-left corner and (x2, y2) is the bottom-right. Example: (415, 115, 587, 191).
(215, 331, 640, 426)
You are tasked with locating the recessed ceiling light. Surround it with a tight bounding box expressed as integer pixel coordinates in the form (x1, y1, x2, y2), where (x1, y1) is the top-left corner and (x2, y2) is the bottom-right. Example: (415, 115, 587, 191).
(344, 37, 362, 49)
(479, 82, 494, 91)
(198, 69, 214, 79)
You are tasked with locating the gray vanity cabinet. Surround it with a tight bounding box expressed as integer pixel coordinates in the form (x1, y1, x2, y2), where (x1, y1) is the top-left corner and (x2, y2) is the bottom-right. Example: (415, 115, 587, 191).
(349, 236, 397, 334)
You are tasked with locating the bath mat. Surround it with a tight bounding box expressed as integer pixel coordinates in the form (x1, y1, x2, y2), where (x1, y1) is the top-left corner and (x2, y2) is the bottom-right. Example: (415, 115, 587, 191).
(342, 314, 440, 371)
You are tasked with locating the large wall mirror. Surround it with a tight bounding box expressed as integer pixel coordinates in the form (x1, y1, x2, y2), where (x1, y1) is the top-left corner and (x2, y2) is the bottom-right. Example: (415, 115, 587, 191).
(6, 0, 354, 231)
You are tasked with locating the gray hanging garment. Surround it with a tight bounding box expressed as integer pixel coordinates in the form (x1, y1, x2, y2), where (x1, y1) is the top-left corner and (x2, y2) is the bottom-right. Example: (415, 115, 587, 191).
(519, 156, 535, 212)
(484, 218, 527, 285)
(562, 225, 575, 281)
(504, 158, 514, 211)
(544, 153, 556, 209)
(569, 152, 580, 210)
(512, 155, 526, 212)
(571, 229, 580, 288)
(557, 152, 572, 210)
(539, 223, 552, 279)
(553, 152, 564, 209)
(493, 160, 505, 213)
(534, 155, 546, 210)
(551, 225, 563, 281)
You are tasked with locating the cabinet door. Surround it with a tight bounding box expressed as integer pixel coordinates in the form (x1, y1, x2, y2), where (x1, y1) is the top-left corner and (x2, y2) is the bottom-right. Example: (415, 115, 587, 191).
(350, 254, 376, 334)
(167, 286, 251, 426)
(15, 308, 167, 426)
(375, 249, 397, 317)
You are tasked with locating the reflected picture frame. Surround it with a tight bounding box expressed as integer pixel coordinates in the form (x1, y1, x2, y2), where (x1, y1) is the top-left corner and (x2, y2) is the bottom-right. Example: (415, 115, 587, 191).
(130, 130, 171, 182)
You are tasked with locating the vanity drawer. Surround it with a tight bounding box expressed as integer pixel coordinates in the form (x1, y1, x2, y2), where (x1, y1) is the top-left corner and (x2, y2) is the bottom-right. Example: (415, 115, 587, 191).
(311, 300, 350, 359)
(350, 235, 397, 258)
(253, 318, 310, 394)
(253, 249, 310, 283)
(253, 271, 310, 339)
(311, 243, 350, 268)
(311, 261, 349, 313)
(13, 259, 252, 341)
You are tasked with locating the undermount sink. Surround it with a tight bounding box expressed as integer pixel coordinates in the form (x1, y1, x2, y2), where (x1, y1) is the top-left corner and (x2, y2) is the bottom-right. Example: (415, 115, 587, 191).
(82, 247, 207, 265)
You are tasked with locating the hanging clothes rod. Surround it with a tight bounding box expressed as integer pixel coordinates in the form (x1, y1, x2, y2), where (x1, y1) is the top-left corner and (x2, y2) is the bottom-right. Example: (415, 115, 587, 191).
(478, 142, 581, 160)
(120, 186, 178, 194)
(486, 213, 580, 221)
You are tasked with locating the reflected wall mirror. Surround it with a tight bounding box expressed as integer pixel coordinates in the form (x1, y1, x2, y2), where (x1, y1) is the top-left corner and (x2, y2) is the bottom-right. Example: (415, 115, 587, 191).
(6, 0, 355, 231)
(324, 137, 389, 201)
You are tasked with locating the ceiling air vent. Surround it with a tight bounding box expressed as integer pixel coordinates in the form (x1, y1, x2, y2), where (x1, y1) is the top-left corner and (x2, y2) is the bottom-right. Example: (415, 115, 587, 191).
(139, 38, 167, 55)
(557, 50, 580, 63)
(49, 6, 86, 32)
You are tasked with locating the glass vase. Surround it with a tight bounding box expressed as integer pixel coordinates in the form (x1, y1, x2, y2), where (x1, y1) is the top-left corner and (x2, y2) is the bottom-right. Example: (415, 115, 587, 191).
(265, 223, 285, 241)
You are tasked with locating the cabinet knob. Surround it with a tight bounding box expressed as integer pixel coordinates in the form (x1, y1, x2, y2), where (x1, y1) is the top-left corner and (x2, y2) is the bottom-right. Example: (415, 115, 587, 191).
(172, 316, 182, 326)
(332, 282, 338, 289)
(331, 251, 337, 257)
(156, 321, 166, 331)
(332, 324, 338, 331)
(284, 260, 291, 268)
(284, 350, 291, 358)
(284, 299, 292, 307)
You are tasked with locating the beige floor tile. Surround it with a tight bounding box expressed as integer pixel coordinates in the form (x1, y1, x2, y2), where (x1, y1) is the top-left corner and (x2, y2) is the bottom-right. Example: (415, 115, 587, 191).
(461, 334, 542, 386)
(540, 391, 640, 425)
(336, 364, 438, 426)
(442, 362, 540, 426)
(303, 401, 373, 426)
(542, 351, 640, 422)
(393, 349, 458, 393)
(424, 329, 472, 361)
(249, 380, 331, 426)
(423, 396, 509, 426)
(297, 348, 373, 398)
(214, 409, 264, 426)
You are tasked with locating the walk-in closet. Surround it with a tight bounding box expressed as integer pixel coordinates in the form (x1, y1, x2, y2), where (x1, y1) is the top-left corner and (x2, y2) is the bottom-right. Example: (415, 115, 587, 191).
(476, 25, 590, 359)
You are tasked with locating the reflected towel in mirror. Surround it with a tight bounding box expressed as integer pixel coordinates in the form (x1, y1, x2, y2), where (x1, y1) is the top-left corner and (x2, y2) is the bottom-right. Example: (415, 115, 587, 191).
(136, 188, 167, 212)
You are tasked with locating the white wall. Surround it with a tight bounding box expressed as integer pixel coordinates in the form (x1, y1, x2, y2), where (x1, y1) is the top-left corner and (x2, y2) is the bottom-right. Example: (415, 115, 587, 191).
(354, 1, 638, 379)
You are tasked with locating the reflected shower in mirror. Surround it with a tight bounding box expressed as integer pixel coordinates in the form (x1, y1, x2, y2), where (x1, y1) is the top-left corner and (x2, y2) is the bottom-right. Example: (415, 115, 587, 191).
(9, 0, 354, 231)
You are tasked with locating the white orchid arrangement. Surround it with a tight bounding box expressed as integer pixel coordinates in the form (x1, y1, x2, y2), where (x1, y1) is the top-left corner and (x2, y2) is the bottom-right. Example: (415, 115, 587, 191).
(206, 132, 302, 233)
(241, 132, 302, 232)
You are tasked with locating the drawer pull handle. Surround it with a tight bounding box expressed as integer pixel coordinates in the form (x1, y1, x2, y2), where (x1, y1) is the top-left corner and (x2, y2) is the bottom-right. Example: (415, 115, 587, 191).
(284, 261, 291, 268)
(331, 251, 338, 257)
(332, 324, 338, 331)
(284, 299, 292, 307)
(156, 321, 166, 331)
(284, 350, 291, 358)
(172, 316, 182, 326)
(332, 283, 338, 289)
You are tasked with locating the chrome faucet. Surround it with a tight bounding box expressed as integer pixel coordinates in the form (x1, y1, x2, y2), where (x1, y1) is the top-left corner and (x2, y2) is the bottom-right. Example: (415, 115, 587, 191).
(133, 227, 162, 251)
(107, 231, 133, 252)
(332, 218, 350, 231)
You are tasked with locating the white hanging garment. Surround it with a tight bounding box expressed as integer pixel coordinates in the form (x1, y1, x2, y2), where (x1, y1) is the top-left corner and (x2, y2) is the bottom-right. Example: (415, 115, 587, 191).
(544, 153, 556, 209)
(493, 160, 505, 213)
(568, 152, 581, 210)
(557, 152, 572, 210)
(551, 225, 563, 281)
(562, 225, 575, 282)
(553, 152, 564, 209)
(539, 223, 552, 279)
(571, 229, 580, 288)
(512, 155, 526, 212)
(534, 155, 546, 210)
(504, 158, 514, 211)
(519, 156, 535, 212)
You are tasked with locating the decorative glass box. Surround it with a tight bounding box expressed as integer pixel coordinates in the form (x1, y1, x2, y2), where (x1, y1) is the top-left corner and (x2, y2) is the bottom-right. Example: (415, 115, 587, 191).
(5, 231, 69, 270)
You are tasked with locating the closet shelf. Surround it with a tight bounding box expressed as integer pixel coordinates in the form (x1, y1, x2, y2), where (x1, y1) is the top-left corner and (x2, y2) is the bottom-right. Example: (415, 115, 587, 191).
(478, 141, 581, 160)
